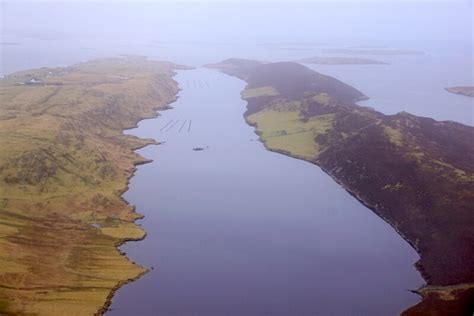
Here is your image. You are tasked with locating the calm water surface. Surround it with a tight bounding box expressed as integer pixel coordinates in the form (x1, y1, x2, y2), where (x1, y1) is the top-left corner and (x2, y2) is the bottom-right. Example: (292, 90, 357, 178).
(109, 68, 422, 315)
(306, 52, 473, 125)
(2, 26, 469, 316)
(1, 2, 471, 315)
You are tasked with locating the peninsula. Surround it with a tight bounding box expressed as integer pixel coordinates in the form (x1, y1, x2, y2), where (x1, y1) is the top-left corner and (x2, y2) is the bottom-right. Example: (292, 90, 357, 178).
(446, 86, 474, 98)
(209, 59, 474, 315)
(323, 48, 425, 55)
(297, 56, 387, 65)
(0, 56, 184, 315)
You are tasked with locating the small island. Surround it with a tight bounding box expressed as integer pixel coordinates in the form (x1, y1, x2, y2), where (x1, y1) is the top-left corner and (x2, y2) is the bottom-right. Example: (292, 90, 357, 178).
(209, 58, 474, 316)
(297, 56, 387, 65)
(323, 48, 425, 55)
(0, 56, 185, 315)
(0, 42, 20, 46)
(446, 86, 474, 98)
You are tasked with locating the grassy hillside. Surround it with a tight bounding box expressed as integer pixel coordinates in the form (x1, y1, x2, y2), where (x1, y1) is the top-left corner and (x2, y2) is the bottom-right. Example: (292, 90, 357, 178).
(210, 59, 474, 316)
(0, 56, 183, 315)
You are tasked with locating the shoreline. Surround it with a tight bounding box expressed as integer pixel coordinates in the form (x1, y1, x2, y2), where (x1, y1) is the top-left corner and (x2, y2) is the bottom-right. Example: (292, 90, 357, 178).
(242, 99, 474, 312)
(0, 57, 187, 315)
(96, 80, 183, 315)
(245, 113, 425, 282)
(239, 73, 427, 288)
(224, 57, 473, 313)
(244, 105, 462, 314)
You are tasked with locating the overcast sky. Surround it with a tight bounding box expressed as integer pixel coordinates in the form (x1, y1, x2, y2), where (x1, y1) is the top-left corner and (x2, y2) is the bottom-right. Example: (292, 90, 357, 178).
(1, 0, 472, 77)
(1, 0, 472, 3)
(1, 0, 472, 55)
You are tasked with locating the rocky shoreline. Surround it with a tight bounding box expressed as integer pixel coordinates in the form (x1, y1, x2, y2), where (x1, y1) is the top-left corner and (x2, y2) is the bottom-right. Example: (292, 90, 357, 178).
(96, 90, 182, 315)
(0, 57, 185, 315)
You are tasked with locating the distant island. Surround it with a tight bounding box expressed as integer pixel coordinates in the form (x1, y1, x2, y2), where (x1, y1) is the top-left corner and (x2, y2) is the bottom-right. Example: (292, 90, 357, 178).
(0, 42, 20, 46)
(297, 56, 388, 65)
(209, 58, 474, 316)
(0, 57, 185, 315)
(446, 86, 474, 97)
(205, 58, 264, 77)
(323, 48, 425, 55)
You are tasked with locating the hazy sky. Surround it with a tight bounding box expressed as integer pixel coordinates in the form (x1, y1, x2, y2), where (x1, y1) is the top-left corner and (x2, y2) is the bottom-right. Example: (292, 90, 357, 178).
(1, 0, 471, 2)
(0, 0, 472, 117)
(2, 0, 472, 45)
(1, 0, 472, 73)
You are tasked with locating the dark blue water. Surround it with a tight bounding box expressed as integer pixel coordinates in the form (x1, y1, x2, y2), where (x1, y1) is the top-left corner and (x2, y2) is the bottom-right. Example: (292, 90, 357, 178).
(2, 4, 471, 313)
(108, 68, 422, 316)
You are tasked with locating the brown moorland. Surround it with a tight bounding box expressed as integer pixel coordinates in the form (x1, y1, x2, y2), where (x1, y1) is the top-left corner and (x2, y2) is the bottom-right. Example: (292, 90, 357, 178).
(0, 56, 184, 315)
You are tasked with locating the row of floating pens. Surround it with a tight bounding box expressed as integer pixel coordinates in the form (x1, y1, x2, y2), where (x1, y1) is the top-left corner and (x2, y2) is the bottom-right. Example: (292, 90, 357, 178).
(186, 80, 211, 89)
(160, 120, 192, 133)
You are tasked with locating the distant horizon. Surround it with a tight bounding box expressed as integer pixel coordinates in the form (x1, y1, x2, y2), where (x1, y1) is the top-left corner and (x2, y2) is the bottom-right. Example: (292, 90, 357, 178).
(1, 0, 472, 3)
(1, 0, 473, 315)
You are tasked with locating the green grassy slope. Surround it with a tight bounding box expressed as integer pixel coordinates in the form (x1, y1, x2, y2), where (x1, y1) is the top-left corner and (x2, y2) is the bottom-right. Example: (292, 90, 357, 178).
(0, 56, 183, 315)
